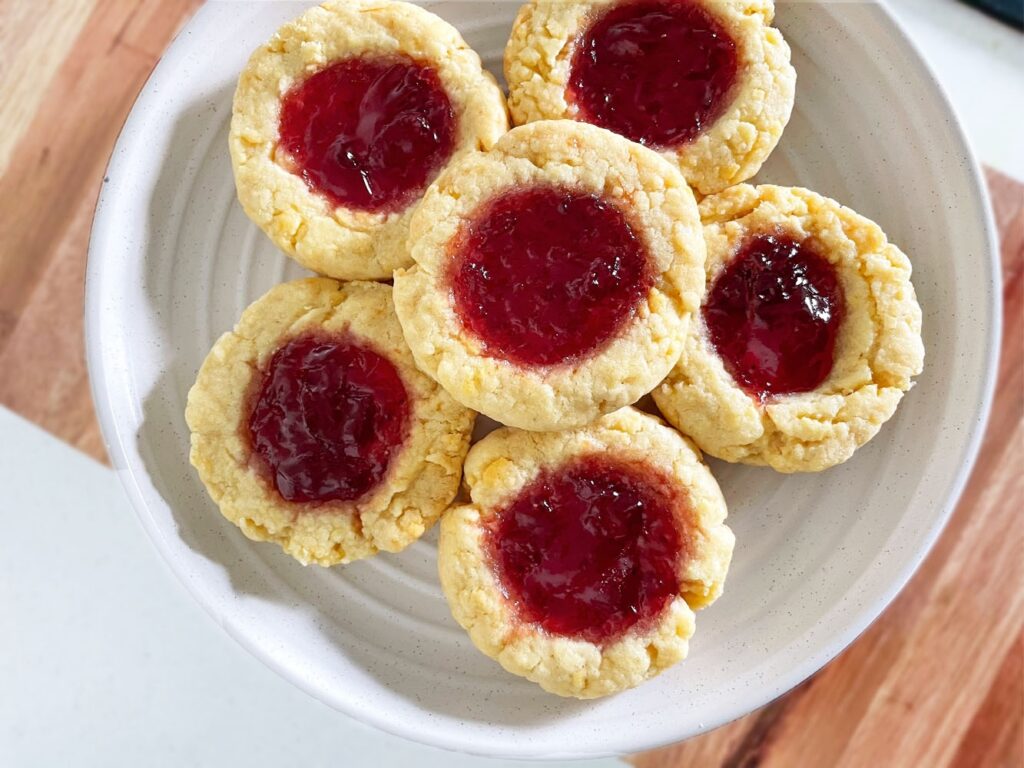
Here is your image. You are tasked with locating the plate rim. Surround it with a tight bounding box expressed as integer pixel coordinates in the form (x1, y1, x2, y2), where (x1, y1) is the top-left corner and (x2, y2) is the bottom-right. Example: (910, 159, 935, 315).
(83, 0, 1002, 759)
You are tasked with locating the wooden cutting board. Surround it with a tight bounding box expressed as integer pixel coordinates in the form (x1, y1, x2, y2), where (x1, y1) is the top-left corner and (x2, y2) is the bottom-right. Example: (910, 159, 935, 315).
(0, 3, 1019, 766)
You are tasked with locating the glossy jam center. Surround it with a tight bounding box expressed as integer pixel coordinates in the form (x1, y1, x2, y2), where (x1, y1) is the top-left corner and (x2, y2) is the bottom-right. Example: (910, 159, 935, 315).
(703, 233, 845, 399)
(568, 0, 739, 148)
(247, 333, 410, 504)
(486, 457, 684, 645)
(278, 56, 456, 213)
(449, 186, 652, 367)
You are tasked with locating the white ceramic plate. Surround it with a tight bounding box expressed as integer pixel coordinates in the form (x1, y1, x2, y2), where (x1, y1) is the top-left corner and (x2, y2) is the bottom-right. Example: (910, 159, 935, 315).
(85, 0, 1000, 759)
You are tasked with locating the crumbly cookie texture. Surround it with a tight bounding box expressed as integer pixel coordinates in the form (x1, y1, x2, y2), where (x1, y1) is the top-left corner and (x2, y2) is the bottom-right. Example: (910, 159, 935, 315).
(653, 185, 925, 473)
(229, 0, 508, 280)
(438, 407, 734, 698)
(185, 278, 475, 565)
(393, 120, 705, 432)
(504, 0, 795, 196)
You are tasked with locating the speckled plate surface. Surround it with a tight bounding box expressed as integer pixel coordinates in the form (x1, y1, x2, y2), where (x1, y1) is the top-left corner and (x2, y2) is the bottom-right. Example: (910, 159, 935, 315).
(85, 1, 999, 759)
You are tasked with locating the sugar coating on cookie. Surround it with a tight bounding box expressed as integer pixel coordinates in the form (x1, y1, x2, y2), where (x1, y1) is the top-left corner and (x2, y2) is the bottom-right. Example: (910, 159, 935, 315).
(438, 407, 734, 698)
(653, 185, 925, 473)
(504, 0, 795, 195)
(393, 120, 706, 432)
(186, 278, 475, 565)
(230, 0, 508, 280)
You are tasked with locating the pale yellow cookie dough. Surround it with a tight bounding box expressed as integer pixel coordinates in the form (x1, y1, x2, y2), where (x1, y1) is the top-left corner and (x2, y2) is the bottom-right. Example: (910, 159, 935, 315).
(393, 120, 706, 432)
(185, 278, 475, 565)
(438, 407, 734, 698)
(653, 185, 925, 473)
(229, 0, 508, 280)
(504, 0, 795, 196)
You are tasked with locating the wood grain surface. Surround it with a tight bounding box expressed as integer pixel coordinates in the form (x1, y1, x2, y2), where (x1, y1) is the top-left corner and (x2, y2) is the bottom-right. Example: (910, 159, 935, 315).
(0, 2, 1019, 766)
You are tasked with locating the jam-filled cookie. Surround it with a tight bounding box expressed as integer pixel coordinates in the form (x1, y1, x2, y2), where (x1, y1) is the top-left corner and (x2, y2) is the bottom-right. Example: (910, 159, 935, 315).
(393, 120, 705, 431)
(230, 0, 508, 280)
(438, 407, 734, 698)
(504, 0, 795, 195)
(185, 279, 475, 565)
(653, 185, 925, 473)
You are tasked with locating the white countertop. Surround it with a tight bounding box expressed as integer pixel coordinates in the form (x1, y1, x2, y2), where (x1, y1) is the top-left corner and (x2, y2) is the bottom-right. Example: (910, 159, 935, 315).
(1, 2, 1019, 766)
(887, 0, 1024, 179)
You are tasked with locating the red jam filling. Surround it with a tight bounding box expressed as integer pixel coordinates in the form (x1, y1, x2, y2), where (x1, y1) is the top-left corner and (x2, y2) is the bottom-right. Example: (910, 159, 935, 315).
(703, 233, 845, 400)
(247, 332, 410, 504)
(277, 56, 456, 213)
(449, 186, 652, 367)
(486, 457, 685, 645)
(568, 0, 739, 148)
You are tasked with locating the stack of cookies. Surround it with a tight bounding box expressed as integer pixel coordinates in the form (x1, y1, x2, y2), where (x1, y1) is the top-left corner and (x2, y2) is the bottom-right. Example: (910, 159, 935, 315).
(186, 0, 924, 699)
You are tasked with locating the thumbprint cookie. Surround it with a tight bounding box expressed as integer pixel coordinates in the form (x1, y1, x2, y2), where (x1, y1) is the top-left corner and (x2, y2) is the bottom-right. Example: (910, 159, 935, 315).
(186, 278, 475, 565)
(504, 0, 795, 195)
(653, 184, 925, 472)
(438, 407, 734, 698)
(393, 120, 706, 431)
(230, 0, 508, 280)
